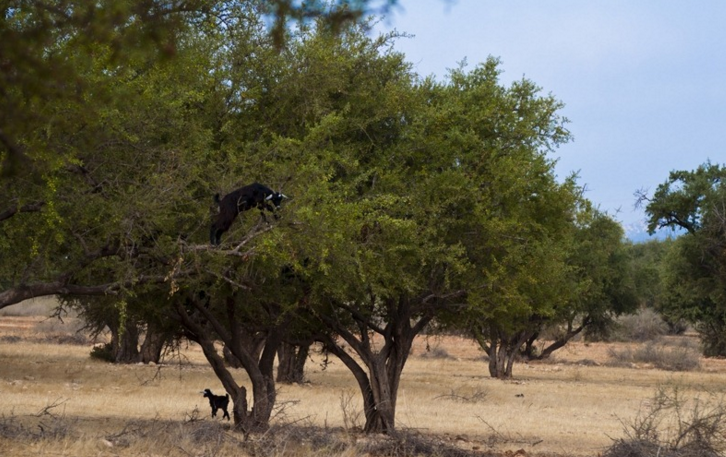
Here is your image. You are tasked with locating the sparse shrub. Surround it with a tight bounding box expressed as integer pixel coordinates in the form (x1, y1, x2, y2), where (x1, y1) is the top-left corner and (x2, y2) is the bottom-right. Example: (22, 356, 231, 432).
(435, 387, 488, 404)
(636, 339, 701, 371)
(34, 316, 84, 333)
(607, 346, 635, 367)
(34, 318, 92, 345)
(359, 430, 477, 457)
(604, 385, 726, 457)
(612, 308, 669, 342)
(607, 340, 701, 371)
(185, 420, 228, 445)
(246, 425, 349, 457)
(665, 317, 689, 335)
(0, 414, 31, 440)
(0, 401, 76, 443)
(339, 390, 363, 432)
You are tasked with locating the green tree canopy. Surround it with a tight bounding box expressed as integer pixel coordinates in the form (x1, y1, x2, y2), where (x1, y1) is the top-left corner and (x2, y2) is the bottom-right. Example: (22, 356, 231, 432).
(1, 0, 625, 436)
(643, 162, 726, 355)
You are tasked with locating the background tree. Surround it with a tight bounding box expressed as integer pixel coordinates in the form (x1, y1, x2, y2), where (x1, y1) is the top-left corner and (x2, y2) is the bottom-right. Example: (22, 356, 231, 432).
(470, 200, 639, 377)
(627, 239, 671, 309)
(429, 62, 578, 379)
(60, 291, 180, 364)
(564, 207, 638, 343)
(642, 162, 726, 355)
(626, 239, 682, 333)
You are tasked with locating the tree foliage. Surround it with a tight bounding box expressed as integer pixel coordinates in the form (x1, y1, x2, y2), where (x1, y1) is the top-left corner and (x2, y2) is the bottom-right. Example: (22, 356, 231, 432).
(644, 162, 726, 355)
(0, 0, 636, 435)
(0, 0, 398, 177)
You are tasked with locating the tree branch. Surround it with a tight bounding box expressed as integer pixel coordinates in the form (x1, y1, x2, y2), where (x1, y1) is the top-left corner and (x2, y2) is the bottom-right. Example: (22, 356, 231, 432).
(0, 201, 45, 223)
(0, 273, 175, 310)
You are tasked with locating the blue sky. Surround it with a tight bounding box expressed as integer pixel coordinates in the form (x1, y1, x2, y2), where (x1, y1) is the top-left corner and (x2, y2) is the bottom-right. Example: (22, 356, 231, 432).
(375, 0, 726, 237)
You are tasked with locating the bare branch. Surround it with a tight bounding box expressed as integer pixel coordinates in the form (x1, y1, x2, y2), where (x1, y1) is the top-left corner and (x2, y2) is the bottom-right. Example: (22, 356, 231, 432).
(634, 188, 650, 210)
(34, 397, 69, 418)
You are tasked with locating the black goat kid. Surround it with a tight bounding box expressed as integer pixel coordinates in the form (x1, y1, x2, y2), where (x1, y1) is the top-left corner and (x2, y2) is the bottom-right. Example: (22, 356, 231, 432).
(210, 182, 287, 245)
(201, 388, 230, 420)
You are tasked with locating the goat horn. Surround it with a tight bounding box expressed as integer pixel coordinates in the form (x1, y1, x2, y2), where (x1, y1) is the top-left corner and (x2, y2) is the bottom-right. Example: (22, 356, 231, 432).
(265, 194, 273, 200)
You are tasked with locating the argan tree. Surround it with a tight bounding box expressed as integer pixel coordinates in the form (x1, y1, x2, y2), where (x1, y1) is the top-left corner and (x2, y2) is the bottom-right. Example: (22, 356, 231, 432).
(642, 162, 726, 355)
(277, 24, 577, 427)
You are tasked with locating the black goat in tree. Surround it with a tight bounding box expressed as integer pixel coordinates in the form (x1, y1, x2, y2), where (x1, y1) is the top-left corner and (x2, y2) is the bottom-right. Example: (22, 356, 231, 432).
(201, 388, 230, 420)
(210, 182, 287, 245)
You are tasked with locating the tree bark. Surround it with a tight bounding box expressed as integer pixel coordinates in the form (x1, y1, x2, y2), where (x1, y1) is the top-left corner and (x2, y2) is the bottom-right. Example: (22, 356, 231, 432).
(174, 296, 279, 433)
(529, 317, 590, 360)
(0, 273, 172, 311)
(276, 341, 310, 384)
(0, 201, 44, 222)
(482, 327, 532, 378)
(139, 328, 168, 364)
(110, 323, 141, 363)
(317, 296, 425, 434)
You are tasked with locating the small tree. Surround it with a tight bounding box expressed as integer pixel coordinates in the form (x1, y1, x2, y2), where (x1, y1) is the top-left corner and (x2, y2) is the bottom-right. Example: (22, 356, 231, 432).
(470, 202, 639, 377)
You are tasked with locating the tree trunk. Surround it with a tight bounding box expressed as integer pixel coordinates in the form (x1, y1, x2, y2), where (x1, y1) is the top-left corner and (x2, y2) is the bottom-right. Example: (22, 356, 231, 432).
(320, 304, 418, 435)
(224, 333, 267, 367)
(232, 386, 248, 425)
(482, 328, 532, 378)
(363, 356, 399, 434)
(276, 341, 310, 384)
(174, 299, 277, 432)
(487, 339, 508, 378)
(110, 323, 141, 363)
(139, 328, 168, 364)
(224, 298, 280, 432)
(531, 318, 589, 360)
(223, 345, 242, 368)
(522, 332, 539, 358)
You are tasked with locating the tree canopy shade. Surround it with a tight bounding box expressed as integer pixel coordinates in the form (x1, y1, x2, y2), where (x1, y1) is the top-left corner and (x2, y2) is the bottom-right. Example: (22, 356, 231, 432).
(642, 162, 726, 355)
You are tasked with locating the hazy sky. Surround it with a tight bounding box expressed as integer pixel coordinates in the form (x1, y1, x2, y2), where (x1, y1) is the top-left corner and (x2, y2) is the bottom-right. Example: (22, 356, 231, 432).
(376, 0, 726, 234)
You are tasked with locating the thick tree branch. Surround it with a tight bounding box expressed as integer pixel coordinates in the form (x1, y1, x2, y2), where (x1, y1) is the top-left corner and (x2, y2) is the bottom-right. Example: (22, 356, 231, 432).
(0, 273, 179, 310)
(0, 201, 45, 223)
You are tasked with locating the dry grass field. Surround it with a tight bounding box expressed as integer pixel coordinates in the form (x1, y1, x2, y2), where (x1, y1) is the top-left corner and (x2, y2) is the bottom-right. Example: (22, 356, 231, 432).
(2, 299, 726, 457)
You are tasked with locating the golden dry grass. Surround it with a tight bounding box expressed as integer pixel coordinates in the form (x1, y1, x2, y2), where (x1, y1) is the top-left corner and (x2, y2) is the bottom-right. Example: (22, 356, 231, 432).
(2, 313, 726, 457)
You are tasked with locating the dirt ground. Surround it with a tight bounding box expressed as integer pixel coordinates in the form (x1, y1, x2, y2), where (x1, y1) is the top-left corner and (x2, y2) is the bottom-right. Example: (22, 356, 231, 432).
(2, 309, 726, 457)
